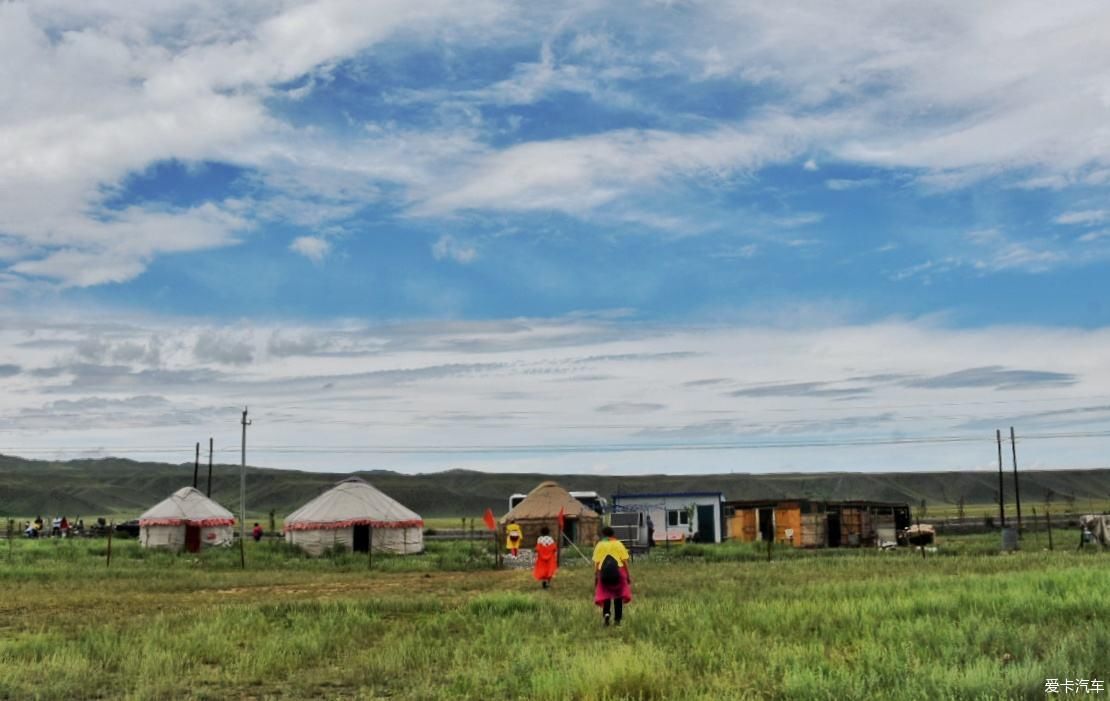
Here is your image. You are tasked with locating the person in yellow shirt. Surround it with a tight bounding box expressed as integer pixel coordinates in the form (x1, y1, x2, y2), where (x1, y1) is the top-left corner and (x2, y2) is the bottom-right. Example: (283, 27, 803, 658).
(505, 520, 523, 557)
(592, 525, 632, 626)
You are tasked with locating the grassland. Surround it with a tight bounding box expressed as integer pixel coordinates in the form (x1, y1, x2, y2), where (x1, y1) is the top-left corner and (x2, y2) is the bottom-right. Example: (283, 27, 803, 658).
(0, 533, 1106, 700)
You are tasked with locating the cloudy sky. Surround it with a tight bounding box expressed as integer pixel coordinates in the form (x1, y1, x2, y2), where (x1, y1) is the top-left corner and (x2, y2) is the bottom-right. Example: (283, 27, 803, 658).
(2, 1, 1110, 474)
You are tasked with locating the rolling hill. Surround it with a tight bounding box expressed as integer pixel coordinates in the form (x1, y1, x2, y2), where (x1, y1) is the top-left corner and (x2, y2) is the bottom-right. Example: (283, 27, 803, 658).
(1, 453, 1108, 519)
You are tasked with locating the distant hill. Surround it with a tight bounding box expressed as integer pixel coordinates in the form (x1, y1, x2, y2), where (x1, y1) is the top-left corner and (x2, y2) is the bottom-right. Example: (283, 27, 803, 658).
(1, 453, 1108, 519)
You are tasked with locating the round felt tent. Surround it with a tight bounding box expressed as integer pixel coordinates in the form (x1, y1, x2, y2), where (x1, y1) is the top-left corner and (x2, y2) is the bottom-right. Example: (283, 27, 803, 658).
(501, 481, 600, 549)
(284, 478, 424, 556)
(139, 486, 236, 552)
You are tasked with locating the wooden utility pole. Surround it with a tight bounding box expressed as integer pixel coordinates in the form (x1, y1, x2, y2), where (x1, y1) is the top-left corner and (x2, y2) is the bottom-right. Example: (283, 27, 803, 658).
(996, 429, 1006, 527)
(1010, 427, 1022, 531)
(193, 442, 200, 489)
(206, 438, 213, 497)
(240, 407, 251, 570)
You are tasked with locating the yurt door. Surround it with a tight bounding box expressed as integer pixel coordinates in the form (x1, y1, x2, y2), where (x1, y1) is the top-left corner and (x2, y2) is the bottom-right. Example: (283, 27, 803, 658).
(563, 518, 577, 543)
(185, 525, 201, 553)
(352, 524, 370, 552)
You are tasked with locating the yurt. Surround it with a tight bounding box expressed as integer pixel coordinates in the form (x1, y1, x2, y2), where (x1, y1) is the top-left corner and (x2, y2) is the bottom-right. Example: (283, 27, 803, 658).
(501, 481, 600, 549)
(284, 478, 424, 556)
(138, 487, 236, 552)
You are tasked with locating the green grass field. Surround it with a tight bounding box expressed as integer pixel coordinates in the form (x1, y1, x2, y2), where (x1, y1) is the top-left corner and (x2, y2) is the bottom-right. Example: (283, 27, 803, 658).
(0, 533, 1105, 700)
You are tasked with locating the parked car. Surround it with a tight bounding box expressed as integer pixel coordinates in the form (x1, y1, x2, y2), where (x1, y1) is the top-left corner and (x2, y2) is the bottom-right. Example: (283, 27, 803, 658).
(114, 520, 140, 538)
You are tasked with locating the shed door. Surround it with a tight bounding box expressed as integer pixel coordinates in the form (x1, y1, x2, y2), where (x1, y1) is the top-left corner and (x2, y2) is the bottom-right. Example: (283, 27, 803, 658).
(758, 508, 774, 542)
(696, 505, 716, 542)
(827, 513, 841, 547)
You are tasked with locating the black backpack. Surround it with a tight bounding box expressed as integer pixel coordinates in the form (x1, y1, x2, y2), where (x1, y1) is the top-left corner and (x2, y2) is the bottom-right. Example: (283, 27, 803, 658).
(599, 554, 621, 586)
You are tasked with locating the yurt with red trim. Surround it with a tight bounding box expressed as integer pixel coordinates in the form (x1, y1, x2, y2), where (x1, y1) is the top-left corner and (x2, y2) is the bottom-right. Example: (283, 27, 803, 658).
(138, 487, 236, 552)
(284, 478, 424, 556)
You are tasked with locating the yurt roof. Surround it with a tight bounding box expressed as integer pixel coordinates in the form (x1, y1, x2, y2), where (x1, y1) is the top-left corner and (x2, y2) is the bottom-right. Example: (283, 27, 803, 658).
(284, 478, 423, 531)
(138, 486, 236, 527)
(502, 481, 599, 522)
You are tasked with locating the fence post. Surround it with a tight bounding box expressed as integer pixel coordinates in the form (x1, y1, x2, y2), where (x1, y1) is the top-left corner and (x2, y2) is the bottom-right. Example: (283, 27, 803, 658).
(106, 522, 113, 568)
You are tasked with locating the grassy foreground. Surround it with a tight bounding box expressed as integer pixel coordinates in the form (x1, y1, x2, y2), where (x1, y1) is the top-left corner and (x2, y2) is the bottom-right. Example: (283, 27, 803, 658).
(0, 535, 1106, 700)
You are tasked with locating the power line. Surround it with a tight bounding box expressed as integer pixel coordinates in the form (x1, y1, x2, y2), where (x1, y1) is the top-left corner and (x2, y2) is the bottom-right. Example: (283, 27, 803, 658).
(4, 428, 1109, 457)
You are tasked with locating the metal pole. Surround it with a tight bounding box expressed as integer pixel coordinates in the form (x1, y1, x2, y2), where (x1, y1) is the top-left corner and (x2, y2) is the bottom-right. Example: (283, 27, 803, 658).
(193, 441, 200, 489)
(996, 429, 1006, 528)
(1010, 427, 1022, 532)
(240, 407, 250, 569)
(1046, 508, 1054, 551)
(206, 437, 213, 497)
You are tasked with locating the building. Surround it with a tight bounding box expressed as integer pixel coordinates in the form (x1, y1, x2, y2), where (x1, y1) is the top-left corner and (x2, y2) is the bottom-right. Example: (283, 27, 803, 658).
(609, 492, 725, 544)
(725, 499, 911, 548)
(284, 478, 424, 556)
(138, 486, 236, 553)
(501, 481, 601, 549)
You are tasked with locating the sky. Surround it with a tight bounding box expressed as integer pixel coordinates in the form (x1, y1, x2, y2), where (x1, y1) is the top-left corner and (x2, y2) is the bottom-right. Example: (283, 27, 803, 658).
(2, 1, 1110, 475)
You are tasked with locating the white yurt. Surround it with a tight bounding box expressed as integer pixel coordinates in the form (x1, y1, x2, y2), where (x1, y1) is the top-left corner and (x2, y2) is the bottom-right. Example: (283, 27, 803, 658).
(284, 478, 424, 556)
(138, 486, 236, 552)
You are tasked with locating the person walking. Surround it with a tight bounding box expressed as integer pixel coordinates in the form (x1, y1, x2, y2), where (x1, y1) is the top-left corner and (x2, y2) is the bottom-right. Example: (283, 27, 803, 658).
(533, 526, 558, 589)
(592, 526, 632, 626)
(251, 523, 264, 542)
(505, 520, 523, 558)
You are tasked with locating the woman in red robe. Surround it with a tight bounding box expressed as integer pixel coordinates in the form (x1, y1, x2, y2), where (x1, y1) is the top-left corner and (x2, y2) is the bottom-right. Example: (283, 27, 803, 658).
(532, 526, 559, 589)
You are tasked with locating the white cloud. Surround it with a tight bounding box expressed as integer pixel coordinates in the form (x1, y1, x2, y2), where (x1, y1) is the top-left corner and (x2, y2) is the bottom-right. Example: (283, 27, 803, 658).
(0, 0, 511, 286)
(2, 309, 1110, 473)
(7, 0, 1110, 288)
(825, 178, 879, 191)
(432, 235, 478, 264)
(413, 116, 834, 216)
(1055, 210, 1108, 226)
(290, 236, 331, 263)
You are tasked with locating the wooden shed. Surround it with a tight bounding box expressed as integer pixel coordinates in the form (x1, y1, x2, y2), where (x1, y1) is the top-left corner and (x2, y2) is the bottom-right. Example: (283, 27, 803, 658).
(725, 499, 910, 548)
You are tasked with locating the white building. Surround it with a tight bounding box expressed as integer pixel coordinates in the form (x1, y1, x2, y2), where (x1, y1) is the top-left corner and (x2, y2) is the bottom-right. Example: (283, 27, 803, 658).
(609, 491, 725, 544)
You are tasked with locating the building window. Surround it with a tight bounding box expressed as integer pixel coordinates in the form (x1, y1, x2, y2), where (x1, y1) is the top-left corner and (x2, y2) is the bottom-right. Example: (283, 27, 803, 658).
(667, 509, 689, 527)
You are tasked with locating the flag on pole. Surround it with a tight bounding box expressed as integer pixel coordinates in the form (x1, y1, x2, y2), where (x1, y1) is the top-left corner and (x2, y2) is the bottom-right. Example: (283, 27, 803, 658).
(483, 508, 496, 531)
(557, 506, 565, 531)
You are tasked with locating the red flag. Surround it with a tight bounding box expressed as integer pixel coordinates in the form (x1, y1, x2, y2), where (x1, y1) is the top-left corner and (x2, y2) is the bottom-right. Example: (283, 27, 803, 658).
(557, 506, 565, 531)
(483, 508, 496, 531)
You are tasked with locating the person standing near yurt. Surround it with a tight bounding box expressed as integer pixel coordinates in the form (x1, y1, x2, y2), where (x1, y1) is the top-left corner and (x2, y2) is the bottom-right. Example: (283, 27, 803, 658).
(505, 519, 523, 558)
(533, 526, 558, 588)
(592, 525, 632, 626)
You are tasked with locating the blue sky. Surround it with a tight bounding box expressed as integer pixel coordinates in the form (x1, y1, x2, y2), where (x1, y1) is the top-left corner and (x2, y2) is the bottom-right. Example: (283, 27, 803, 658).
(2, 1, 1110, 474)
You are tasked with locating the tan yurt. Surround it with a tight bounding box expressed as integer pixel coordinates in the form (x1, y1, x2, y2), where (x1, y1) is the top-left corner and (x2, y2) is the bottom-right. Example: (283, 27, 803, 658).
(284, 478, 424, 556)
(138, 487, 236, 552)
(501, 481, 600, 549)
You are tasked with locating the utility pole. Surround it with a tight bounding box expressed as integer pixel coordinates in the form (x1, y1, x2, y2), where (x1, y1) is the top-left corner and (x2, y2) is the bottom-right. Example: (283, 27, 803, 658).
(1010, 427, 1022, 532)
(193, 441, 200, 489)
(996, 429, 1006, 528)
(206, 437, 213, 497)
(240, 408, 251, 567)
